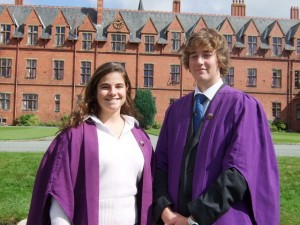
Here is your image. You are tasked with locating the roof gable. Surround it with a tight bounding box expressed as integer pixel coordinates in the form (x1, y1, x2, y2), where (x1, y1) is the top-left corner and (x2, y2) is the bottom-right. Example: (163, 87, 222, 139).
(107, 11, 130, 33)
(0, 7, 16, 25)
(140, 17, 158, 34)
(51, 10, 70, 28)
(78, 15, 96, 32)
(244, 19, 260, 36)
(191, 17, 208, 33)
(24, 8, 43, 27)
(167, 15, 184, 32)
(268, 20, 285, 37)
(217, 17, 235, 34)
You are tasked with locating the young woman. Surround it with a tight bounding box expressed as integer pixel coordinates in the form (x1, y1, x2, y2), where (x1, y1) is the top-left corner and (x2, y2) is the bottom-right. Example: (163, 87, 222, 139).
(27, 62, 154, 225)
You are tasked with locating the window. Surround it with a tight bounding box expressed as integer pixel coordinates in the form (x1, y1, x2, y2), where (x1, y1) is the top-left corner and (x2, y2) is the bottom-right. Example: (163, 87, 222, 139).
(171, 32, 181, 51)
(81, 61, 91, 85)
(272, 102, 281, 119)
(224, 67, 234, 86)
(247, 68, 257, 87)
(295, 71, 300, 89)
(28, 25, 38, 45)
(82, 33, 92, 50)
(272, 37, 282, 56)
(0, 93, 10, 110)
(0, 58, 12, 78)
(224, 35, 232, 51)
(55, 26, 65, 46)
(54, 60, 64, 80)
(272, 69, 282, 88)
(54, 95, 60, 112)
(0, 24, 11, 44)
(111, 34, 126, 52)
(297, 39, 300, 55)
(144, 64, 154, 87)
(170, 65, 180, 84)
(22, 94, 38, 111)
(26, 59, 37, 79)
(145, 35, 154, 52)
(248, 36, 257, 55)
(0, 118, 7, 125)
(297, 103, 300, 120)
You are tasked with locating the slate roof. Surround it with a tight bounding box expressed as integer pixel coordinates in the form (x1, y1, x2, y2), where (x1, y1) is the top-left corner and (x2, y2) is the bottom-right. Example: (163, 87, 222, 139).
(1, 4, 300, 50)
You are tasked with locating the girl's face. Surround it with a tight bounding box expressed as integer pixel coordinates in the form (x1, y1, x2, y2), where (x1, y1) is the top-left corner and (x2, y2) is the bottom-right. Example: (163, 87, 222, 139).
(96, 71, 127, 117)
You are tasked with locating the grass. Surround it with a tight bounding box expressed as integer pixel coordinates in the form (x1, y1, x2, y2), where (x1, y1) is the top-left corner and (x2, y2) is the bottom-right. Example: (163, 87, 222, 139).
(0, 127, 58, 141)
(271, 132, 300, 144)
(0, 153, 299, 224)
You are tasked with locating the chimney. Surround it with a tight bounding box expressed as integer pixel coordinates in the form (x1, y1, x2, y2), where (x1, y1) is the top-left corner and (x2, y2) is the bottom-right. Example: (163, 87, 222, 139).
(231, 0, 246, 17)
(290, 6, 299, 20)
(15, 0, 23, 5)
(173, 0, 181, 13)
(97, 0, 103, 25)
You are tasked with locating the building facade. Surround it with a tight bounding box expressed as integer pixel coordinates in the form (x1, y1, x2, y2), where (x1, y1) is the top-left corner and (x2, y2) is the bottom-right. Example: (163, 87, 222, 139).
(0, 0, 300, 132)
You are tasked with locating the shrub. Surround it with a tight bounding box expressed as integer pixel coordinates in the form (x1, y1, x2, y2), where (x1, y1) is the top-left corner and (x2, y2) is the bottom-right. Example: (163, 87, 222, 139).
(134, 89, 157, 129)
(269, 119, 287, 132)
(16, 114, 40, 126)
(152, 121, 162, 129)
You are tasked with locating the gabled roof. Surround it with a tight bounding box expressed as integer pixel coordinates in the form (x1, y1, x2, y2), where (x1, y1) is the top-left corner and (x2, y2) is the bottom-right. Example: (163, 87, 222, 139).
(0, 4, 300, 50)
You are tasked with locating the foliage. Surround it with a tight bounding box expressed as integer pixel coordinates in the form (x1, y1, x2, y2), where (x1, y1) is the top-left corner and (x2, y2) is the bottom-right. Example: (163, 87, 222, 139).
(15, 114, 40, 126)
(134, 89, 157, 129)
(152, 121, 162, 129)
(269, 119, 287, 132)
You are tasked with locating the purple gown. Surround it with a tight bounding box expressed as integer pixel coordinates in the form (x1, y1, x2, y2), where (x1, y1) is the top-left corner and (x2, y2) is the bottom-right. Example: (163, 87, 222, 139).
(155, 85, 280, 224)
(27, 119, 154, 225)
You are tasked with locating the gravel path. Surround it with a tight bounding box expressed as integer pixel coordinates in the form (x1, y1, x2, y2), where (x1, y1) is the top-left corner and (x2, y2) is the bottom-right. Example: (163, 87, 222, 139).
(0, 135, 299, 156)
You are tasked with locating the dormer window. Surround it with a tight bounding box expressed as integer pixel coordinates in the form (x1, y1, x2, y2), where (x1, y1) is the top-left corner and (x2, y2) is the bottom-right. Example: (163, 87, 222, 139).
(145, 35, 154, 53)
(0, 24, 11, 44)
(272, 37, 282, 56)
(223, 35, 232, 52)
(55, 26, 65, 46)
(171, 32, 181, 51)
(248, 36, 257, 55)
(82, 33, 92, 50)
(28, 25, 38, 45)
(111, 34, 126, 52)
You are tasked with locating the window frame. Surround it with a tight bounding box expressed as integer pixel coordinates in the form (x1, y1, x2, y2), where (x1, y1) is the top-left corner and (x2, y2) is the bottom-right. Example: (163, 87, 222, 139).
(80, 61, 91, 85)
(28, 25, 38, 45)
(22, 93, 38, 111)
(0, 93, 10, 110)
(55, 26, 65, 46)
(247, 68, 257, 87)
(272, 37, 282, 56)
(296, 103, 300, 120)
(223, 34, 233, 52)
(224, 67, 234, 86)
(248, 36, 257, 55)
(295, 71, 300, 89)
(171, 32, 181, 51)
(54, 94, 60, 112)
(54, 60, 64, 80)
(272, 69, 282, 88)
(0, 58, 12, 78)
(272, 102, 281, 119)
(0, 24, 11, 44)
(111, 34, 126, 52)
(170, 65, 180, 84)
(145, 35, 154, 53)
(26, 59, 37, 79)
(144, 63, 154, 87)
(82, 32, 92, 50)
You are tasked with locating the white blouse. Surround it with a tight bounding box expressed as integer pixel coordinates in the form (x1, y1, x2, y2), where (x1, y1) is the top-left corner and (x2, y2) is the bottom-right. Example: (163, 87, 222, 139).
(50, 115, 144, 225)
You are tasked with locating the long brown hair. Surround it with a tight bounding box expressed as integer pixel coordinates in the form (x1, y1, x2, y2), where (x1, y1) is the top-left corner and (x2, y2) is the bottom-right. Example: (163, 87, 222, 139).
(59, 62, 139, 131)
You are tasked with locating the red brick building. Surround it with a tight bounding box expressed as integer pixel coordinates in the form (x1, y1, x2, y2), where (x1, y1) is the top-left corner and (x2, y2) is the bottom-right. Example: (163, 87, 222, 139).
(0, 0, 300, 132)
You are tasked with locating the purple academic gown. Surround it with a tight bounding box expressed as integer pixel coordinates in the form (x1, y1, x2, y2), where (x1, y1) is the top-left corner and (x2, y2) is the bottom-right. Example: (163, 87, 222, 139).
(155, 85, 280, 224)
(27, 119, 153, 225)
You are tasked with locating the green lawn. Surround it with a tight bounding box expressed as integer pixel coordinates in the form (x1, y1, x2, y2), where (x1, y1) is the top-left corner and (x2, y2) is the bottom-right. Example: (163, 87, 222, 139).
(271, 132, 300, 144)
(0, 153, 299, 224)
(0, 126, 58, 141)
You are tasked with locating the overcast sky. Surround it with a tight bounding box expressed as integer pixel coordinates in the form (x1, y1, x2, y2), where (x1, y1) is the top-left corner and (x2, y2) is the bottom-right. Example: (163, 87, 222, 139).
(1, 0, 300, 19)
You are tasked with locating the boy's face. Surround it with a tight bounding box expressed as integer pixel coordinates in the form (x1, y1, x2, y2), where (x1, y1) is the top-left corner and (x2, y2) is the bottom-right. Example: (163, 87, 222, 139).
(188, 48, 221, 92)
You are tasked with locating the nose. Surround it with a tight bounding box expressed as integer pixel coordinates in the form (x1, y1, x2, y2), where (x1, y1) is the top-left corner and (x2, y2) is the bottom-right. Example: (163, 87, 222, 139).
(197, 55, 205, 64)
(108, 87, 117, 95)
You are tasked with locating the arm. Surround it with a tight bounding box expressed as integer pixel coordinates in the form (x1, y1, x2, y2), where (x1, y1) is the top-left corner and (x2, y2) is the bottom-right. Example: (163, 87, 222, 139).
(188, 168, 247, 225)
(50, 198, 71, 225)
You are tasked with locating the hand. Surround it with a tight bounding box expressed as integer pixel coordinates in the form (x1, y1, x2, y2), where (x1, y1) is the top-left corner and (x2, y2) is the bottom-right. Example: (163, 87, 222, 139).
(161, 207, 188, 225)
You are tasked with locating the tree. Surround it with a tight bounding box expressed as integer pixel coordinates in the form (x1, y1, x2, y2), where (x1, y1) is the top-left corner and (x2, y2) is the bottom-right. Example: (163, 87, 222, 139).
(134, 89, 157, 129)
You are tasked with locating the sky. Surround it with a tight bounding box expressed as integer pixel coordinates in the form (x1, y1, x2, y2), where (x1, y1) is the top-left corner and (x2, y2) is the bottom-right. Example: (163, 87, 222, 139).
(1, 0, 300, 19)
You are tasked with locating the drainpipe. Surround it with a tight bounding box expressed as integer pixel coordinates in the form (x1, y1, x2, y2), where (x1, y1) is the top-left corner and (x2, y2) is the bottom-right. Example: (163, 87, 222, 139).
(13, 39, 20, 123)
(72, 41, 76, 110)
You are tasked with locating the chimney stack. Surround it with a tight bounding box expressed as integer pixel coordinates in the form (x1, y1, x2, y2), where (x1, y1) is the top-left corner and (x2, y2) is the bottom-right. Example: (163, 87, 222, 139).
(290, 6, 299, 20)
(231, 0, 246, 17)
(97, 0, 103, 25)
(15, 0, 23, 5)
(173, 0, 181, 13)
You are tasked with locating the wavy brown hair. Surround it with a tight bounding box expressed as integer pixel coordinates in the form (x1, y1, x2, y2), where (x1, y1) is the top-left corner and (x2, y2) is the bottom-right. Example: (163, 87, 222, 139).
(59, 62, 139, 131)
(181, 28, 230, 76)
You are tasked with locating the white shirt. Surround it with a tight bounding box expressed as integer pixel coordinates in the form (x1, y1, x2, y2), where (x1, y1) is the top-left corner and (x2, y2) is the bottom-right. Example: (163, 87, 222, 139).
(50, 115, 144, 225)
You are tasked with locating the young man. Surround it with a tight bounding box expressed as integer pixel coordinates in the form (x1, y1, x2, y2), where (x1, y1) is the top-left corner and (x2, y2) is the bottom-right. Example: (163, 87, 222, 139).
(154, 28, 279, 225)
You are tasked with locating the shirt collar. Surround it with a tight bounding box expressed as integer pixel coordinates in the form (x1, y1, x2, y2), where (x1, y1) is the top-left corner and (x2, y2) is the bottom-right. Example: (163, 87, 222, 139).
(194, 78, 223, 101)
